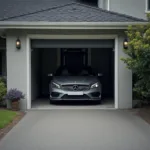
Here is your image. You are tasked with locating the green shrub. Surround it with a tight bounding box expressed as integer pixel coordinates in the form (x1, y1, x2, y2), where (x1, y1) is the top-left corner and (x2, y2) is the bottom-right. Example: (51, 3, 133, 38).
(0, 78, 7, 106)
(121, 14, 150, 104)
(0, 77, 6, 85)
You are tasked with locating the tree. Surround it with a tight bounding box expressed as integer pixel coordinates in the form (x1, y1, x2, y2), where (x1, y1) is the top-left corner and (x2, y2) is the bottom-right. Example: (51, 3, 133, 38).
(122, 15, 150, 103)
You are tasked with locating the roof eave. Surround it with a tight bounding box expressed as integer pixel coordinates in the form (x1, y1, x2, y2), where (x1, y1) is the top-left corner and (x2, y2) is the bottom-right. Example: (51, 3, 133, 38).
(0, 22, 147, 30)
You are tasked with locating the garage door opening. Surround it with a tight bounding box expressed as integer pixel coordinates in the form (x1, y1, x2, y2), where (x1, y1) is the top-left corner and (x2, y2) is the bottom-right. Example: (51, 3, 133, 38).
(30, 39, 115, 109)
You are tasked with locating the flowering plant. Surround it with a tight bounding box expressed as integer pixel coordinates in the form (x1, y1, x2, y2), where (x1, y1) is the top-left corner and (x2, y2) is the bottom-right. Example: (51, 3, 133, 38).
(5, 88, 24, 102)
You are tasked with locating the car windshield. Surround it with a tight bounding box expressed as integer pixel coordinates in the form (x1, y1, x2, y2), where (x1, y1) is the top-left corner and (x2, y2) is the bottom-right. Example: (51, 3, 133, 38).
(55, 66, 95, 76)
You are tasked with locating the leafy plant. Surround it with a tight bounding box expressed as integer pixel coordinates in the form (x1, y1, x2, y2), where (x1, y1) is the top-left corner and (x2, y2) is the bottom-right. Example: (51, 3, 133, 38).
(5, 88, 24, 102)
(0, 76, 7, 85)
(0, 78, 7, 106)
(121, 14, 150, 104)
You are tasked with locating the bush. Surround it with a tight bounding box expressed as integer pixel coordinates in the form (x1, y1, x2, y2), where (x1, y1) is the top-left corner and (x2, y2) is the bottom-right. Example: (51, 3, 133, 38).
(0, 76, 6, 85)
(0, 78, 7, 106)
(121, 14, 150, 104)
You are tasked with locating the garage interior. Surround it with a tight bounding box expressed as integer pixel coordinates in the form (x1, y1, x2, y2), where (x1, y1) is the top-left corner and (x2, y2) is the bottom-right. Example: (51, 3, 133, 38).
(31, 39, 115, 109)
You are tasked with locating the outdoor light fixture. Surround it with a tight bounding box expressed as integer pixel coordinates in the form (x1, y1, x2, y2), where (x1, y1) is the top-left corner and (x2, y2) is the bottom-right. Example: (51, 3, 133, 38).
(123, 38, 128, 49)
(16, 38, 21, 50)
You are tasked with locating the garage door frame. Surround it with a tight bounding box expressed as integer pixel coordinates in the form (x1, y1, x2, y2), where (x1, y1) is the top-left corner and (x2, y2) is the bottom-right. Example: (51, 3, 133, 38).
(26, 34, 118, 109)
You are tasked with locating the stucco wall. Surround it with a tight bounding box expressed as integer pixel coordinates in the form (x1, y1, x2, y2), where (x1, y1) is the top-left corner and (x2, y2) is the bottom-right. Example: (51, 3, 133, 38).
(109, 0, 146, 19)
(6, 34, 28, 110)
(118, 35, 132, 108)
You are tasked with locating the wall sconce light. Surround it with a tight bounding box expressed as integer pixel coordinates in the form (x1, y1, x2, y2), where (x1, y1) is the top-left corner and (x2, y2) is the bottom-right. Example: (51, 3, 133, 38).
(16, 38, 21, 50)
(123, 38, 128, 49)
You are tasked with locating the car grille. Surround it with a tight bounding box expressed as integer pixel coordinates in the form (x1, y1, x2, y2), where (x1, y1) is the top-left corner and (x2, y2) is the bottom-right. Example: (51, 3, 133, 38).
(62, 85, 89, 91)
(61, 95, 90, 99)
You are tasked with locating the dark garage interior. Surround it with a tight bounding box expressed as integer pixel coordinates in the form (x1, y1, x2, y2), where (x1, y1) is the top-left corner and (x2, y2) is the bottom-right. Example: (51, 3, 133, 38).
(31, 39, 115, 108)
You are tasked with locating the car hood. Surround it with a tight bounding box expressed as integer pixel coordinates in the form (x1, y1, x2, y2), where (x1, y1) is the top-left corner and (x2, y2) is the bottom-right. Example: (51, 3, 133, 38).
(52, 76, 99, 85)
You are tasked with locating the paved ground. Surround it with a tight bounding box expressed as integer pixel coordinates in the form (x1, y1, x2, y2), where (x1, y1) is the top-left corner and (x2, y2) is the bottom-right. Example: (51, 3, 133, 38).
(0, 110, 150, 150)
(32, 98, 114, 109)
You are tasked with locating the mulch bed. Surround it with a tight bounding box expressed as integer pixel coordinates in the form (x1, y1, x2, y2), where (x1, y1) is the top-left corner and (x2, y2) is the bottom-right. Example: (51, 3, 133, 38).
(0, 109, 25, 141)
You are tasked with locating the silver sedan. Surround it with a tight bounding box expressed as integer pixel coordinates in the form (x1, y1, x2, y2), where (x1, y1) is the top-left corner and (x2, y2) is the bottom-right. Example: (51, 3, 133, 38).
(49, 66, 102, 103)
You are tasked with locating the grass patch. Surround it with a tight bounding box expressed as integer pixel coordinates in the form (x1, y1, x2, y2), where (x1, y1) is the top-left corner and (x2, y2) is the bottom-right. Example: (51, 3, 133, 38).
(0, 110, 17, 129)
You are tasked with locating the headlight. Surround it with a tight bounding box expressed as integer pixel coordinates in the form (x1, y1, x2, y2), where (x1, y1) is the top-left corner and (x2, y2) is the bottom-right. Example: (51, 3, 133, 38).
(51, 82, 61, 89)
(91, 83, 99, 89)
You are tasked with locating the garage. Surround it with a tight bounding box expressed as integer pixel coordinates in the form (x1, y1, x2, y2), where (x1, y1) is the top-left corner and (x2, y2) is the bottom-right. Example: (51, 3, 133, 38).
(30, 38, 115, 109)
(1, 0, 142, 110)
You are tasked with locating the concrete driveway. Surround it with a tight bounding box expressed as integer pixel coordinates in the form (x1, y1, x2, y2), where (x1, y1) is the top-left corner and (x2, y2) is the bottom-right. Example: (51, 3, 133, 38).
(0, 110, 150, 150)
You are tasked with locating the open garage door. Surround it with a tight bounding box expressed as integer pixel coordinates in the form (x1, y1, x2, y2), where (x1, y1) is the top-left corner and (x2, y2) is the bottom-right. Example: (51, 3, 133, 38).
(31, 39, 114, 49)
(31, 39, 115, 109)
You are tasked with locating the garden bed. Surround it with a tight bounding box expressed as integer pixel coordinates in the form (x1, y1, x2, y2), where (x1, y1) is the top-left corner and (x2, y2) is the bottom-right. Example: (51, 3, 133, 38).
(0, 109, 25, 140)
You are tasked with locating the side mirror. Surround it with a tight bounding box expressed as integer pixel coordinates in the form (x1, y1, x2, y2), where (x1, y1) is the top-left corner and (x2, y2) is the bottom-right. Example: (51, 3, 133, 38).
(48, 73, 53, 77)
(98, 73, 103, 77)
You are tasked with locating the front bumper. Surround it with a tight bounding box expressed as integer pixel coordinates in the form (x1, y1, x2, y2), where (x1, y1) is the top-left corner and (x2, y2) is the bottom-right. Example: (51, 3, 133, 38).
(50, 87, 101, 101)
